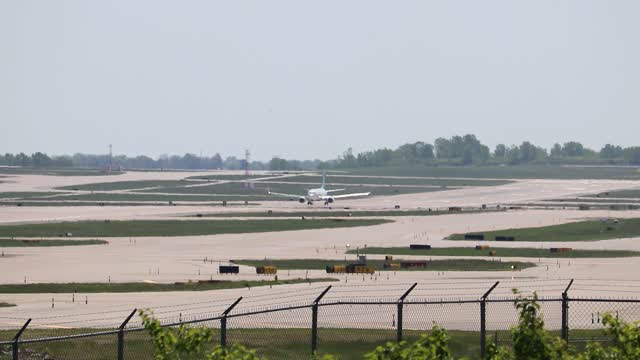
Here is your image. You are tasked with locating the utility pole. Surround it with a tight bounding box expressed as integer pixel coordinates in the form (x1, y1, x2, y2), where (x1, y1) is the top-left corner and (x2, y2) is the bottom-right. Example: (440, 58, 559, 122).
(108, 144, 113, 172)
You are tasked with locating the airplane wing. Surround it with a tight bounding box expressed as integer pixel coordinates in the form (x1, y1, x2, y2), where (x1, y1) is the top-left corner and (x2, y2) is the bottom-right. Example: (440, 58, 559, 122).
(324, 192, 371, 199)
(268, 191, 302, 198)
(325, 189, 346, 193)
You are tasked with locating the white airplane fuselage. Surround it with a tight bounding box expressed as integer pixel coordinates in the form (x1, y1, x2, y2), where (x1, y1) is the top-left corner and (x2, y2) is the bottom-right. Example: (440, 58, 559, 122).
(305, 187, 327, 202)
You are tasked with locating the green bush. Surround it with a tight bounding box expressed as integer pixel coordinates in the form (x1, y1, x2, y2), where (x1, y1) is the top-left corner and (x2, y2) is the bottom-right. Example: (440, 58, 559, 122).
(139, 309, 264, 360)
(363, 327, 453, 360)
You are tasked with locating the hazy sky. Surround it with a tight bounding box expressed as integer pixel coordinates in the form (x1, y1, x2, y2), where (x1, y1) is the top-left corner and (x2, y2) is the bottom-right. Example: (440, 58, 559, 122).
(2, 1, 639, 161)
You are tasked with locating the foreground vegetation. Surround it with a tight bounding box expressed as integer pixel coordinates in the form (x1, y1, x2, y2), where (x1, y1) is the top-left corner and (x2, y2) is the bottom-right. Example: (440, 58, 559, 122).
(232, 258, 535, 271)
(0, 239, 107, 247)
(448, 218, 640, 242)
(0, 328, 480, 359)
(0, 278, 337, 294)
(0, 219, 392, 238)
(350, 247, 640, 258)
(0, 327, 618, 360)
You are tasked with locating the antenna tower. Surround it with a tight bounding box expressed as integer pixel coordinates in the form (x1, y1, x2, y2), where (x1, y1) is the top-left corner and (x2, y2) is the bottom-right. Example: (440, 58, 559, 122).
(244, 149, 250, 176)
(108, 144, 113, 172)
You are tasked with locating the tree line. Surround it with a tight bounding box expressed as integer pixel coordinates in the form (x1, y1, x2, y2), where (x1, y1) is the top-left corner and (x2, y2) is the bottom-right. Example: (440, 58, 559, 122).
(0, 152, 321, 171)
(1, 135, 639, 171)
(327, 135, 640, 168)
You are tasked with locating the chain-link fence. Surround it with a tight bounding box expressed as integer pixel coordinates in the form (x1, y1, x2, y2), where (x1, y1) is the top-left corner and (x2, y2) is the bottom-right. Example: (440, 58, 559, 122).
(2, 283, 640, 360)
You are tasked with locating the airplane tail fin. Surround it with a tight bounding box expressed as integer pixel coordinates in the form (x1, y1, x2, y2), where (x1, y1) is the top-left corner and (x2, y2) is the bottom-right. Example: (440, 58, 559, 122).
(321, 171, 326, 189)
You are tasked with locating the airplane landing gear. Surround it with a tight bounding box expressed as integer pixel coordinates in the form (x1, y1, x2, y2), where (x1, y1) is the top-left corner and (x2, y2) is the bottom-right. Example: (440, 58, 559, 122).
(307, 201, 313, 206)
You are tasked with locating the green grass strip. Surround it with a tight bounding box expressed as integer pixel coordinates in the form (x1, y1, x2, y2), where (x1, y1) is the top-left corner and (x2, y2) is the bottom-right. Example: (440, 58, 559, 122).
(348, 247, 640, 258)
(0, 239, 108, 247)
(0, 302, 15, 307)
(0, 278, 338, 294)
(0, 192, 68, 199)
(0, 219, 392, 238)
(0, 327, 611, 360)
(233, 259, 535, 271)
(56, 180, 195, 191)
(448, 218, 640, 242)
(194, 209, 501, 218)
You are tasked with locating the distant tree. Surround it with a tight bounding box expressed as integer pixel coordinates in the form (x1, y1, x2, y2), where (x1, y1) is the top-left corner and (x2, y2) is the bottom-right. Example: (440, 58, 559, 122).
(211, 153, 223, 169)
(494, 144, 507, 159)
(15, 152, 31, 167)
(561, 141, 585, 157)
(397, 142, 434, 163)
(600, 144, 624, 159)
(434, 138, 451, 159)
(623, 147, 640, 165)
(269, 157, 288, 170)
(31, 152, 52, 167)
(1, 153, 15, 166)
(519, 142, 537, 163)
(550, 143, 563, 158)
(52, 156, 73, 167)
(223, 156, 243, 170)
(181, 153, 200, 169)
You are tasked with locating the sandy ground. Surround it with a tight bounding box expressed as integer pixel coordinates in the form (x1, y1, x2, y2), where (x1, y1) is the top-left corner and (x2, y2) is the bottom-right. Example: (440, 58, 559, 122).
(1, 172, 640, 331)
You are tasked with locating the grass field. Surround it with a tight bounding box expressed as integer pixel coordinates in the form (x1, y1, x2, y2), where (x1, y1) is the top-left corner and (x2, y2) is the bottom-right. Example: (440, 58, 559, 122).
(448, 218, 640, 242)
(271, 175, 512, 187)
(0, 278, 337, 294)
(0, 192, 68, 199)
(0, 168, 123, 176)
(1, 201, 183, 207)
(1, 201, 260, 207)
(0, 201, 260, 207)
(192, 209, 498, 218)
(28, 193, 269, 202)
(186, 174, 280, 180)
(0, 327, 611, 360)
(232, 258, 535, 271)
(0, 239, 108, 247)
(543, 198, 640, 204)
(592, 189, 640, 198)
(347, 165, 640, 180)
(0, 302, 15, 308)
(0, 328, 481, 359)
(0, 219, 392, 238)
(56, 180, 199, 191)
(348, 247, 640, 258)
(142, 181, 447, 197)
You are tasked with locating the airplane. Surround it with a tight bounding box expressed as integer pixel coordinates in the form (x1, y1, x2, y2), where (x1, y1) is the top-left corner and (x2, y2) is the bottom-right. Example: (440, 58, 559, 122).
(268, 173, 371, 205)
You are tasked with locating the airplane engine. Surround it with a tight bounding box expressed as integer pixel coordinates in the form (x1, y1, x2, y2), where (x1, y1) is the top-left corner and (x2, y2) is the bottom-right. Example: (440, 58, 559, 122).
(326, 197, 334, 204)
(298, 197, 307, 204)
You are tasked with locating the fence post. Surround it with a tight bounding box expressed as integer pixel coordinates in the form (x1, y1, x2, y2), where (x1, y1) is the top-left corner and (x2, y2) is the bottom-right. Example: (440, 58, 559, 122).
(117, 309, 137, 360)
(220, 297, 242, 348)
(561, 279, 574, 344)
(311, 286, 332, 356)
(397, 283, 417, 343)
(11, 318, 31, 360)
(480, 282, 499, 360)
